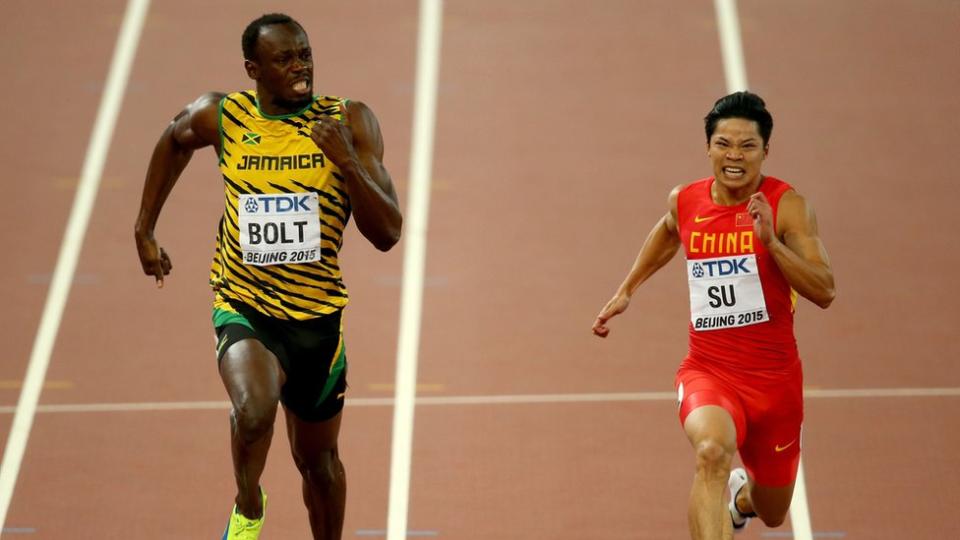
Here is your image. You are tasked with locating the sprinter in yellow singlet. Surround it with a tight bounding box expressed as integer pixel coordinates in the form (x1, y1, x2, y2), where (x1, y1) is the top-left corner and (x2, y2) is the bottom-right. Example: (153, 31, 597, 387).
(134, 13, 402, 540)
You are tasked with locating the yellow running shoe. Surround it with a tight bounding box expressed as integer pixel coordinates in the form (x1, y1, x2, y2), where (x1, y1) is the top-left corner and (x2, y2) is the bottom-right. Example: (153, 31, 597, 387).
(221, 488, 267, 539)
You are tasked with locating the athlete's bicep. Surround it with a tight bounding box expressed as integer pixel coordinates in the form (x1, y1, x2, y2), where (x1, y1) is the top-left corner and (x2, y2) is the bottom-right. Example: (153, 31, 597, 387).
(346, 100, 397, 197)
(664, 184, 683, 237)
(779, 192, 832, 269)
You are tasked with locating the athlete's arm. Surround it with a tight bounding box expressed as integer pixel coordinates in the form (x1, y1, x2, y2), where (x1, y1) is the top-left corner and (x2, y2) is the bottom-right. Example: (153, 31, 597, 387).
(592, 186, 683, 338)
(134, 92, 223, 286)
(311, 101, 402, 252)
(748, 189, 835, 308)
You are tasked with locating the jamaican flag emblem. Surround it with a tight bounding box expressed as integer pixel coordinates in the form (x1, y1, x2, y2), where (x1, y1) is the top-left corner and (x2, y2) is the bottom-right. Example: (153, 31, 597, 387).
(243, 132, 261, 145)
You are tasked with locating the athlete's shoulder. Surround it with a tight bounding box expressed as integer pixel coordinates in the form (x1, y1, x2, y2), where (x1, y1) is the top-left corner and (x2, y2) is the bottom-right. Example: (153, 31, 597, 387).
(169, 92, 225, 148)
(759, 175, 794, 195)
(182, 92, 226, 119)
(676, 177, 713, 203)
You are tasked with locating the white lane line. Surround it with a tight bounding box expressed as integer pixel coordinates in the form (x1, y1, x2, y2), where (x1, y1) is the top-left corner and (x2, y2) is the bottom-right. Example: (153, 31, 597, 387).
(0, 0, 150, 530)
(805, 387, 960, 398)
(2, 387, 955, 415)
(387, 1, 444, 539)
(713, 0, 749, 92)
(790, 458, 813, 539)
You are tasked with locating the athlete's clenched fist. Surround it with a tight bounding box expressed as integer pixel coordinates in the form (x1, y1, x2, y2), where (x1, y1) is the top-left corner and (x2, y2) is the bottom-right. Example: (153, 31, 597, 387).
(135, 232, 172, 288)
(310, 101, 356, 168)
(747, 191, 775, 247)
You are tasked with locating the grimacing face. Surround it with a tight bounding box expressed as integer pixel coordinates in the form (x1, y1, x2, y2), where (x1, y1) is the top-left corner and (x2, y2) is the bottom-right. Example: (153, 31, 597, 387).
(246, 23, 314, 111)
(707, 117, 768, 196)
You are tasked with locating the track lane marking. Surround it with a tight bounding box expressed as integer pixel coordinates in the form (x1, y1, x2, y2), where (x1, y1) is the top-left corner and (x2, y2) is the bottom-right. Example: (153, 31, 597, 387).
(387, 1, 444, 539)
(1, 386, 954, 414)
(0, 0, 151, 530)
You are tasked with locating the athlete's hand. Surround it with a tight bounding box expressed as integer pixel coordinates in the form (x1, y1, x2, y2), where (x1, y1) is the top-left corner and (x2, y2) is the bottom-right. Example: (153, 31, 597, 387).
(310, 102, 357, 169)
(592, 294, 631, 338)
(135, 232, 172, 288)
(747, 192, 776, 247)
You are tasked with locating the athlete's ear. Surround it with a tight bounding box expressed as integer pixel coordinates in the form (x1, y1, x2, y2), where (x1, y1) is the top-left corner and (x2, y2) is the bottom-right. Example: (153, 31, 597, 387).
(244, 59, 259, 81)
(763, 144, 770, 158)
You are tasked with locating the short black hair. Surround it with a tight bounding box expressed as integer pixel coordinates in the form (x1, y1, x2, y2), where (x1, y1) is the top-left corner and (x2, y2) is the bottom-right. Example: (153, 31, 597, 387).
(704, 91, 774, 146)
(242, 13, 304, 61)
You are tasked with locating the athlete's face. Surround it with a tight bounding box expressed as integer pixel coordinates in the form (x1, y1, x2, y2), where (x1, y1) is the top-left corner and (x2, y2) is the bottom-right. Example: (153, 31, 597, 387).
(245, 23, 314, 113)
(707, 118, 768, 196)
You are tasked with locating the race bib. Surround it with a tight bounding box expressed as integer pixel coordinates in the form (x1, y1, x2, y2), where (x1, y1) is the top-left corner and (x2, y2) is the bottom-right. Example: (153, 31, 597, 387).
(238, 193, 322, 266)
(687, 254, 768, 331)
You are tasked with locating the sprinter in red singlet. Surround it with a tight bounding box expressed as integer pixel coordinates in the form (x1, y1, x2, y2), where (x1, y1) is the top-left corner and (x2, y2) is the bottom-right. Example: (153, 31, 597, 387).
(592, 92, 835, 539)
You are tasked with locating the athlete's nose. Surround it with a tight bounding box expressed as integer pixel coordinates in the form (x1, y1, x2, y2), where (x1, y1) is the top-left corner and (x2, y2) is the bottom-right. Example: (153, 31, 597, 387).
(291, 58, 309, 73)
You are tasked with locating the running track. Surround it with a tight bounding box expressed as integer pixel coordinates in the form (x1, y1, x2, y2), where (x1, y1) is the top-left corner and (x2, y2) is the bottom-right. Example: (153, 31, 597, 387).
(1, 0, 958, 538)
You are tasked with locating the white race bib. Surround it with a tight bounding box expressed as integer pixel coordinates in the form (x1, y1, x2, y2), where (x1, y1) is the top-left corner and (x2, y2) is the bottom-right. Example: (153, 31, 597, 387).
(238, 193, 322, 266)
(687, 254, 768, 331)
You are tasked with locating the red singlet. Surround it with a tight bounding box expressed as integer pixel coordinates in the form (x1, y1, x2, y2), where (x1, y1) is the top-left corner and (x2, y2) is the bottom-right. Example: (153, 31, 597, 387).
(674, 176, 803, 487)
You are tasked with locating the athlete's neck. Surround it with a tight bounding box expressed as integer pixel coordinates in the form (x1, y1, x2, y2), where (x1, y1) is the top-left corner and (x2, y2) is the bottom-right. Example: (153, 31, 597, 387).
(712, 175, 764, 206)
(256, 89, 313, 117)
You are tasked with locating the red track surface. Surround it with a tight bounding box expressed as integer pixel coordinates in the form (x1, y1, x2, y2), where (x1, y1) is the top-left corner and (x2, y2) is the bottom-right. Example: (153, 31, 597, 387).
(2, 1, 958, 538)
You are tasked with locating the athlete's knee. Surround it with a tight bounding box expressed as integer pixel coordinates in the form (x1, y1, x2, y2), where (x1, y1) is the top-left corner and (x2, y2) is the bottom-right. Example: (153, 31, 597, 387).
(295, 447, 345, 491)
(750, 484, 793, 527)
(231, 397, 279, 442)
(757, 513, 787, 527)
(693, 439, 734, 476)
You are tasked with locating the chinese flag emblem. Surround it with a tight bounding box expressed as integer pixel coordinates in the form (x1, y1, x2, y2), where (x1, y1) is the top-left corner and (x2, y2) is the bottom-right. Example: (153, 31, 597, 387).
(735, 212, 753, 228)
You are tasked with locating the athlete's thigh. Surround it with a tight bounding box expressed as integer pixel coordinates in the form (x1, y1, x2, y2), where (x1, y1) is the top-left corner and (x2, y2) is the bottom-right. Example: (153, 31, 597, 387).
(219, 334, 285, 405)
(738, 377, 802, 488)
(677, 365, 747, 449)
(683, 405, 738, 456)
(277, 310, 346, 423)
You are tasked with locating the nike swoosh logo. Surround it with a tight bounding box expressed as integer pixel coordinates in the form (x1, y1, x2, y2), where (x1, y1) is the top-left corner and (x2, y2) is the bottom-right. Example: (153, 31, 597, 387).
(775, 439, 797, 452)
(694, 215, 715, 224)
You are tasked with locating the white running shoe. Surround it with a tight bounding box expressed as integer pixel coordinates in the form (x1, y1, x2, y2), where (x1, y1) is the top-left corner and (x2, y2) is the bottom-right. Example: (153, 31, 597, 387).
(728, 468, 754, 533)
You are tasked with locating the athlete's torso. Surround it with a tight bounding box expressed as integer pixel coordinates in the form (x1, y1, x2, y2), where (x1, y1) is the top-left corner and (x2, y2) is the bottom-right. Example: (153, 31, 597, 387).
(677, 176, 799, 374)
(211, 90, 351, 320)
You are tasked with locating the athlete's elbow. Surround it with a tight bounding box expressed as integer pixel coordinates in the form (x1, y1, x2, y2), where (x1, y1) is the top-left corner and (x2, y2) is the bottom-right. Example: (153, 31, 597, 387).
(373, 236, 399, 252)
(372, 225, 402, 252)
(814, 286, 836, 309)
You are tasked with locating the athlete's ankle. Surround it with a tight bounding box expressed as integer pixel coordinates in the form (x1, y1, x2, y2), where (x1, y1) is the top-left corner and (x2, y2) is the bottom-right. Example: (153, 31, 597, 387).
(236, 491, 264, 519)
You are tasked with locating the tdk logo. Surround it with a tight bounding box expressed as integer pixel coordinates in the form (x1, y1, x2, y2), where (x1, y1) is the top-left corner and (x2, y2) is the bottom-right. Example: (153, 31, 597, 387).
(245, 195, 311, 214)
(691, 258, 751, 278)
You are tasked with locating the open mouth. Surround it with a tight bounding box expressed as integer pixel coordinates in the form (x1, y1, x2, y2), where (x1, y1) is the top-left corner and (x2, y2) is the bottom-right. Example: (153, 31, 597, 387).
(291, 78, 311, 95)
(722, 166, 746, 179)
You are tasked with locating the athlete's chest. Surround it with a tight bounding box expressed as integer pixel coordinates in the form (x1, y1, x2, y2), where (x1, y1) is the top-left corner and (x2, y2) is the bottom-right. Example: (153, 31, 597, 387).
(680, 202, 759, 259)
(225, 125, 331, 181)
(680, 193, 775, 331)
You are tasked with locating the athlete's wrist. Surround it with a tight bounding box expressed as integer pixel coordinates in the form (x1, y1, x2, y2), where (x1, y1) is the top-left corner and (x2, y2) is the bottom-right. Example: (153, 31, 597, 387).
(134, 218, 155, 239)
